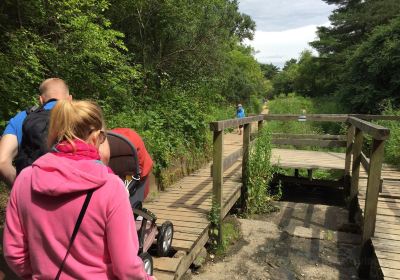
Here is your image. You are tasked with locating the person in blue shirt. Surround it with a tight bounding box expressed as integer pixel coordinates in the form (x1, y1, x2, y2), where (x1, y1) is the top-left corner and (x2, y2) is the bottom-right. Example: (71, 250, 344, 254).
(0, 78, 71, 187)
(236, 103, 245, 135)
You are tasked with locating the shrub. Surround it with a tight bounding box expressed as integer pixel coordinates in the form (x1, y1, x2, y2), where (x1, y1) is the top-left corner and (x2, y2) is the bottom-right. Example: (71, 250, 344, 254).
(246, 126, 276, 214)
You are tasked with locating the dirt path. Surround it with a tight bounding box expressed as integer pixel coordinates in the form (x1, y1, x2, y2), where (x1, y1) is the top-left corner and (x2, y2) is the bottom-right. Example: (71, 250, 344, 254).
(185, 200, 361, 280)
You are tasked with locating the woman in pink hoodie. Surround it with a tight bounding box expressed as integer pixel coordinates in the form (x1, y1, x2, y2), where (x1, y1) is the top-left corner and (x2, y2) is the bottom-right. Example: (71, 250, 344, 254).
(3, 100, 155, 280)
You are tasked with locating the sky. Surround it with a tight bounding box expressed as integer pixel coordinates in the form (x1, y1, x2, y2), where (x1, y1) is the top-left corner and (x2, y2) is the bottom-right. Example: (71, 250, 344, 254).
(238, 0, 336, 68)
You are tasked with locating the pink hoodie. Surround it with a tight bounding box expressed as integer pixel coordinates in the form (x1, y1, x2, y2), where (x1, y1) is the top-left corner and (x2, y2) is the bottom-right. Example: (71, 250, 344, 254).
(3, 151, 154, 280)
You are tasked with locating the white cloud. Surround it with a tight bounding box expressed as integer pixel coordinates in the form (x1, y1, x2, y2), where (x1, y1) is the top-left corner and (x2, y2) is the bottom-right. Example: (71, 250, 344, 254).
(239, 0, 335, 31)
(238, 0, 336, 68)
(245, 24, 325, 68)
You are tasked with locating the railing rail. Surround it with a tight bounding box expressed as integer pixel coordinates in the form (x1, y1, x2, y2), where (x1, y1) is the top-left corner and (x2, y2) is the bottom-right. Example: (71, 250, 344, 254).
(210, 113, 397, 245)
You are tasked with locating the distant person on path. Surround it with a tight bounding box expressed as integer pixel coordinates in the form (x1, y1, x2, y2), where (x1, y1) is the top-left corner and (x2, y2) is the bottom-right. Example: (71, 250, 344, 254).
(0, 78, 71, 187)
(236, 103, 245, 135)
(3, 100, 155, 280)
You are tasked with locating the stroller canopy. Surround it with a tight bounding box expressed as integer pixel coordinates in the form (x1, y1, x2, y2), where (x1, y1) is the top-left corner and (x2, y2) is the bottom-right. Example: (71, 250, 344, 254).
(107, 131, 140, 180)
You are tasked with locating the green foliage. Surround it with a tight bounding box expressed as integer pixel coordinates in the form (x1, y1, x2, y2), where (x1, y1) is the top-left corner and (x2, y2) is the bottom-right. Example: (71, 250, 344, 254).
(246, 126, 275, 214)
(259, 63, 279, 80)
(341, 17, 400, 113)
(310, 0, 400, 113)
(377, 101, 400, 166)
(208, 197, 221, 227)
(214, 218, 241, 255)
(268, 94, 343, 136)
(106, 0, 255, 90)
(0, 0, 266, 189)
(223, 45, 268, 104)
(267, 93, 322, 135)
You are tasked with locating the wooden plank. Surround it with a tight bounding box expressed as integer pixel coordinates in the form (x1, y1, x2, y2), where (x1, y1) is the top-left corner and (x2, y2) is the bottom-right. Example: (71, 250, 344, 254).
(272, 133, 346, 140)
(171, 240, 194, 251)
(272, 138, 346, 148)
(362, 139, 385, 244)
(174, 226, 210, 280)
(350, 114, 400, 121)
(375, 250, 400, 262)
(350, 128, 363, 203)
(157, 219, 208, 228)
(344, 124, 354, 178)
(212, 129, 224, 244)
(211, 151, 242, 176)
(360, 152, 370, 172)
(173, 232, 201, 242)
(264, 114, 348, 122)
(153, 257, 182, 272)
(263, 114, 400, 122)
(347, 117, 390, 140)
(153, 270, 175, 280)
(210, 115, 264, 131)
(222, 185, 241, 218)
(380, 267, 400, 278)
(374, 232, 400, 241)
(156, 214, 208, 224)
(241, 123, 250, 210)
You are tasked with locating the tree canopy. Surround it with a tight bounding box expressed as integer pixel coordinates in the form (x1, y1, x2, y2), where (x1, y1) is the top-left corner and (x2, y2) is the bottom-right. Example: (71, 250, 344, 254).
(269, 0, 400, 113)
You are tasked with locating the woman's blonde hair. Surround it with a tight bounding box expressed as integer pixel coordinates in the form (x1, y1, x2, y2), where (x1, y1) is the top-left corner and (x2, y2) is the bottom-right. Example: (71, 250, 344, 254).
(48, 100, 105, 148)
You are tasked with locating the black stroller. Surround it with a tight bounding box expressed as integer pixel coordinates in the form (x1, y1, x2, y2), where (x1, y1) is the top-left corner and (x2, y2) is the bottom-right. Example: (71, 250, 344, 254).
(107, 131, 174, 275)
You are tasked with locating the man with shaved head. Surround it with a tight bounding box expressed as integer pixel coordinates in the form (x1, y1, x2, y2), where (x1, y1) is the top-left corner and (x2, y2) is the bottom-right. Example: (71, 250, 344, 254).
(0, 78, 71, 187)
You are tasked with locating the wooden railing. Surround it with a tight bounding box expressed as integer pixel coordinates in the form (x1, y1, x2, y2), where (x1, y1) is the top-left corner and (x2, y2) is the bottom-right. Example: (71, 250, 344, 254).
(209, 113, 399, 246)
(344, 117, 390, 246)
(209, 115, 264, 243)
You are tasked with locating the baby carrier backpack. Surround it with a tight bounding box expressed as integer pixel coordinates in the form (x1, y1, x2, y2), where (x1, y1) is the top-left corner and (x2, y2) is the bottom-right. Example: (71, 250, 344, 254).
(15, 99, 56, 174)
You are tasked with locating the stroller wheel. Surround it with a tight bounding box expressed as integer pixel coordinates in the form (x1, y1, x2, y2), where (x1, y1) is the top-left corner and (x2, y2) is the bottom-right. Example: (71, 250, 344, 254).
(139, 252, 153, 276)
(157, 221, 174, 257)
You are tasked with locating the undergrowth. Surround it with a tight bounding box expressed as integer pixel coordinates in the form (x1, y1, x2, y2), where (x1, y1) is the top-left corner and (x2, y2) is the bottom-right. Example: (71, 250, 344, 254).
(246, 126, 278, 214)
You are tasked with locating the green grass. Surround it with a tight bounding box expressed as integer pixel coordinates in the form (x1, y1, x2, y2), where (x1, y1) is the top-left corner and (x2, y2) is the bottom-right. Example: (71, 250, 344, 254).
(214, 217, 241, 256)
(377, 103, 400, 166)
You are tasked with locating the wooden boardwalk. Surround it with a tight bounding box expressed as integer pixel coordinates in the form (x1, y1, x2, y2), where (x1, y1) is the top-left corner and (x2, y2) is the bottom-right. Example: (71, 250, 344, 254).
(145, 131, 399, 279)
(145, 133, 351, 279)
(144, 134, 243, 280)
(358, 166, 400, 279)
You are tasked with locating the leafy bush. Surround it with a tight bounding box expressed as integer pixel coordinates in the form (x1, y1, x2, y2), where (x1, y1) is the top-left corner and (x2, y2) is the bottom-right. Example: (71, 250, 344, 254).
(246, 126, 276, 214)
(267, 93, 322, 135)
(377, 101, 400, 166)
(106, 84, 234, 187)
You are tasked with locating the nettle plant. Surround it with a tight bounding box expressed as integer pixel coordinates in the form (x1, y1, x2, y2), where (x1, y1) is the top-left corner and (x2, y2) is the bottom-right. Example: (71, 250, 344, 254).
(246, 127, 277, 214)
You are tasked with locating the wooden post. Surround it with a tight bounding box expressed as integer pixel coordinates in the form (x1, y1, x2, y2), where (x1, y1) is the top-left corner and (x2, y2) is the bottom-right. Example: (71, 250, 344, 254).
(362, 139, 385, 244)
(349, 127, 363, 222)
(258, 120, 264, 134)
(294, 169, 299, 177)
(241, 123, 251, 210)
(344, 124, 355, 193)
(212, 130, 224, 244)
(307, 169, 313, 181)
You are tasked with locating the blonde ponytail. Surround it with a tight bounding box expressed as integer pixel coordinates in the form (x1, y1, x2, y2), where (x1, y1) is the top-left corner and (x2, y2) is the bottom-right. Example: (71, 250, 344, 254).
(48, 100, 105, 148)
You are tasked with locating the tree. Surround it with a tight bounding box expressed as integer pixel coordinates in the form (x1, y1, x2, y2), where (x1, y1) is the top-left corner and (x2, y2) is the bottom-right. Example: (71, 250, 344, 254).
(340, 17, 400, 113)
(309, 0, 400, 112)
(106, 0, 255, 89)
(0, 0, 140, 124)
(259, 63, 279, 80)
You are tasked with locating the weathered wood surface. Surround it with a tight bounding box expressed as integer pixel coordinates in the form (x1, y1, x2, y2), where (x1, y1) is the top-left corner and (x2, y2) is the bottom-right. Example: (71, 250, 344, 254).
(272, 138, 347, 148)
(271, 148, 346, 170)
(347, 117, 390, 140)
(144, 133, 244, 280)
(357, 165, 400, 279)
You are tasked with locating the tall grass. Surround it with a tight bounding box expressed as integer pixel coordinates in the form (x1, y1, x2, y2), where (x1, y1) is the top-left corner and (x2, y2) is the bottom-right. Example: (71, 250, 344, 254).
(267, 93, 343, 136)
(246, 126, 276, 214)
(377, 102, 400, 166)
